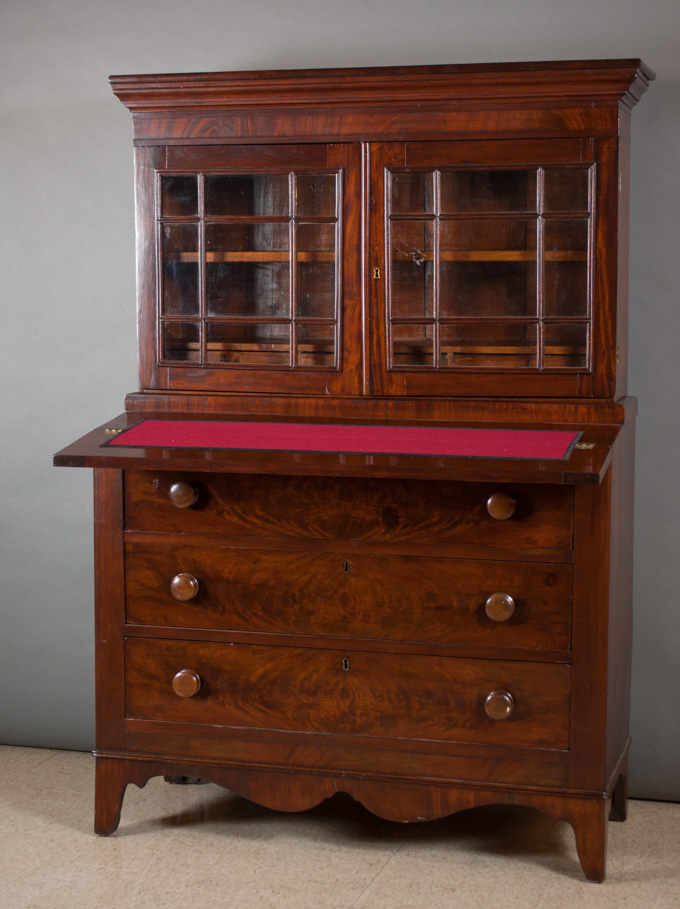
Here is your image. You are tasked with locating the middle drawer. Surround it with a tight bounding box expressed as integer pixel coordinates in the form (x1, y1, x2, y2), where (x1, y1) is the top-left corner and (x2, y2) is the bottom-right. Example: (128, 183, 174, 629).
(125, 542, 571, 653)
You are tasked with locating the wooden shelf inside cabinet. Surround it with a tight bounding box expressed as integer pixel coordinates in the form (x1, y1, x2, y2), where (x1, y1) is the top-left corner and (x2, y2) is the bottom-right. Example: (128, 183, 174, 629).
(393, 250, 588, 263)
(394, 342, 587, 355)
(164, 339, 334, 366)
(179, 251, 586, 264)
(179, 252, 335, 263)
(393, 342, 587, 370)
(54, 59, 653, 882)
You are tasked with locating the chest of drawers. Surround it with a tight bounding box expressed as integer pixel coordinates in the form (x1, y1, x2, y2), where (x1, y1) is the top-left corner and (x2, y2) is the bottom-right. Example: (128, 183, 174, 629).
(123, 471, 574, 753)
(63, 423, 631, 884)
(55, 58, 652, 880)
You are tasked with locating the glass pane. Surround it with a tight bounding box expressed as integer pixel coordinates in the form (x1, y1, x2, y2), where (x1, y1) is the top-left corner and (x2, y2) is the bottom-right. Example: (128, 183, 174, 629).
(298, 265, 335, 319)
(161, 223, 199, 316)
(161, 176, 198, 217)
(440, 170, 537, 214)
(206, 223, 289, 318)
(440, 322, 537, 369)
(543, 220, 589, 318)
(295, 175, 336, 218)
(543, 168, 590, 212)
(295, 323, 335, 367)
(205, 174, 289, 217)
(206, 221, 289, 254)
(440, 261, 537, 318)
(391, 323, 434, 367)
(440, 218, 537, 255)
(162, 322, 199, 361)
(391, 172, 434, 214)
(544, 218, 589, 255)
(390, 221, 434, 319)
(206, 264, 290, 318)
(298, 221, 335, 252)
(206, 322, 290, 366)
(544, 323, 588, 369)
(296, 222, 335, 319)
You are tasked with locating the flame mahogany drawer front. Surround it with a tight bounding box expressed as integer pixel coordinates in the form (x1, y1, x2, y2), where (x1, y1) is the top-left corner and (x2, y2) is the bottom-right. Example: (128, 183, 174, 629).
(123, 471, 575, 553)
(124, 542, 572, 653)
(124, 638, 571, 750)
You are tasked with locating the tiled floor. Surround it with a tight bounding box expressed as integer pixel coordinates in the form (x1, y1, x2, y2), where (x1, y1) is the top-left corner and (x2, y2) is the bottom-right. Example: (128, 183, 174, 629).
(1, 746, 678, 908)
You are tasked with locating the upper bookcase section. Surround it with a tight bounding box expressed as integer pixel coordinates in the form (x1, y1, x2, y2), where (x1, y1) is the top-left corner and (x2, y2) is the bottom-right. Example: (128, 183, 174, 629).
(111, 60, 654, 411)
(110, 59, 654, 145)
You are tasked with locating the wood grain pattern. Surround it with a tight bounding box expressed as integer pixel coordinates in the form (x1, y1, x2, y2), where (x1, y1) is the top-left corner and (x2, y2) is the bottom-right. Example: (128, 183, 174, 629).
(110, 59, 654, 114)
(93, 750, 612, 879)
(604, 417, 636, 779)
(119, 395, 634, 424)
(125, 637, 571, 749)
(93, 469, 126, 751)
(124, 471, 574, 551)
(121, 726, 570, 788)
(125, 542, 572, 652)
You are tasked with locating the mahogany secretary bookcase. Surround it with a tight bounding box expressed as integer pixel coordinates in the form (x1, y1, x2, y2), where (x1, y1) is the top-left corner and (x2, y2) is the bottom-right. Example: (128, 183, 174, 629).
(54, 59, 654, 881)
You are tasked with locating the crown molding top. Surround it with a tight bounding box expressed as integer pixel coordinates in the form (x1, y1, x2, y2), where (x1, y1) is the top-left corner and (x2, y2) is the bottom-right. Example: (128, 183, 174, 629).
(110, 59, 655, 115)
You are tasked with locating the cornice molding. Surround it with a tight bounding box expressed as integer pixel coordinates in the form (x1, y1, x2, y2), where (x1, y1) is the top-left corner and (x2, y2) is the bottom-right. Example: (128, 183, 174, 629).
(110, 59, 655, 114)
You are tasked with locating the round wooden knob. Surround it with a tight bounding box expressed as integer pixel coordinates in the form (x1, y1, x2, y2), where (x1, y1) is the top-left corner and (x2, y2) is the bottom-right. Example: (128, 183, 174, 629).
(484, 690, 515, 721)
(170, 573, 199, 601)
(168, 481, 198, 509)
(485, 592, 516, 622)
(486, 491, 517, 521)
(172, 669, 202, 698)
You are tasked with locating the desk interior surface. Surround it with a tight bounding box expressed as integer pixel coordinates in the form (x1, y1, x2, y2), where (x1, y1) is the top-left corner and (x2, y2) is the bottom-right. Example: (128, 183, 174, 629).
(54, 413, 620, 486)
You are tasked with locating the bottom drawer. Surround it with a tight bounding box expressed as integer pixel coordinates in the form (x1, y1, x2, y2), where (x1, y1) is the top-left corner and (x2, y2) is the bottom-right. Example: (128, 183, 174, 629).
(125, 638, 570, 750)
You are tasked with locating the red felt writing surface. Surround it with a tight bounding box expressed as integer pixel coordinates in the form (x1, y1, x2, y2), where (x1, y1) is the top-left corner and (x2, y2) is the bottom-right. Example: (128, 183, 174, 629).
(106, 420, 580, 460)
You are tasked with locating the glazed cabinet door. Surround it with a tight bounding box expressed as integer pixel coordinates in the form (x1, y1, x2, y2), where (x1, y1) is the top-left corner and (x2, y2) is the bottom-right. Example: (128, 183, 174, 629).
(369, 139, 619, 398)
(137, 143, 362, 396)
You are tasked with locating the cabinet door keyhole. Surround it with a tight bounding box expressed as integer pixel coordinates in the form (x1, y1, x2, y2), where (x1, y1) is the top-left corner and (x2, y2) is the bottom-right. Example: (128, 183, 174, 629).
(342, 657, 350, 671)
(343, 560, 351, 574)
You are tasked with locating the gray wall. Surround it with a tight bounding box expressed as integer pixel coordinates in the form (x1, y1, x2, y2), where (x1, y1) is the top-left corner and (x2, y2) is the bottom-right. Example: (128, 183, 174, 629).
(1, 0, 678, 800)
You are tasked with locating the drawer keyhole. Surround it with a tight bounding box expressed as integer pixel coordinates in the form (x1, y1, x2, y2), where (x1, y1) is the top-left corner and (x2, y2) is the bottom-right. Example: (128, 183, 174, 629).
(343, 560, 351, 574)
(342, 657, 350, 671)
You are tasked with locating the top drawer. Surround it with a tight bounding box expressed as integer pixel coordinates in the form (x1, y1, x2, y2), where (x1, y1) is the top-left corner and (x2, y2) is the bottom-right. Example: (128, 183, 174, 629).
(124, 471, 573, 553)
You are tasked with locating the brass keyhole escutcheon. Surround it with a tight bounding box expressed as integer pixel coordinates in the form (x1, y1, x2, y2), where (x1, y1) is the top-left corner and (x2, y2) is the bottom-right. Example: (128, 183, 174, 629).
(342, 657, 350, 671)
(343, 560, 351, 574)
(373, 267, 381, 279)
